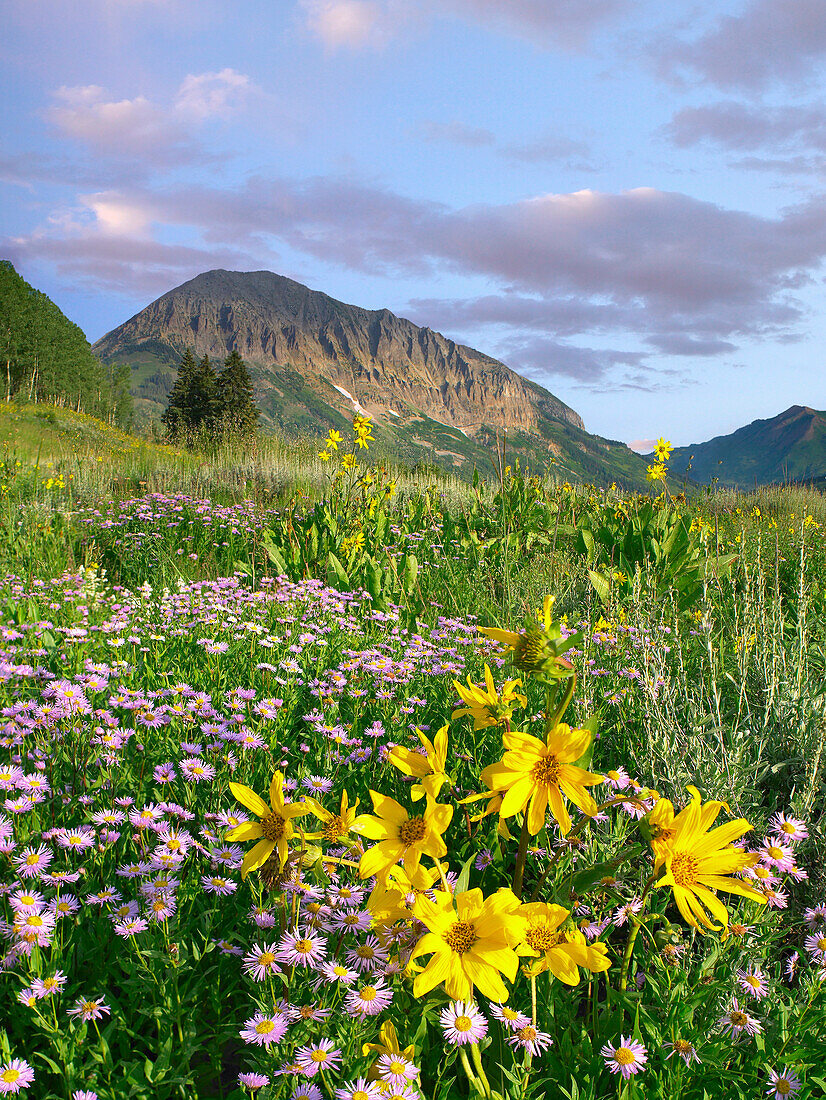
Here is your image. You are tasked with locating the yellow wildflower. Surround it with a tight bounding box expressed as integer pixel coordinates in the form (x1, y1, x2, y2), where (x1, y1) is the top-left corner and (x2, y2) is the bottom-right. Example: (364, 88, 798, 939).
(517, 902, 611, 983)
(653, 788, 766, 931)
(411, 887, 527, 1001)
(481, 723, 604, 835)
(226, 772, 310, 878)
(352, 792, 453, 881)
(452, 664, 526, 730)
(387, 724, 449, 800)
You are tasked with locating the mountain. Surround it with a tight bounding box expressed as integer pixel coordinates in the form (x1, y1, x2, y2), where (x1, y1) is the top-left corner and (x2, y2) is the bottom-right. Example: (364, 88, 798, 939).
(93, 268, 648, 485)
(667, 405, 826, 488)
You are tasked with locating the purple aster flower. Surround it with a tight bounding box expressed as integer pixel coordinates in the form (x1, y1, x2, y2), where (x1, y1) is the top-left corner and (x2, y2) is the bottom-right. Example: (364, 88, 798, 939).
(601, 1035, 648, 1079)
(295, 1040, 342, 1077)
(440, 1001, 488, 1045)
(0, 1058, 35, 1094)
(239, 1013, 289, 1047)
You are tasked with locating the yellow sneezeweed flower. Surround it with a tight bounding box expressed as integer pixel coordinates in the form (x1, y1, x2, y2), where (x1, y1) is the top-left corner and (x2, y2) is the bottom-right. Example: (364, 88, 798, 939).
(326, 429, 343, 450)
(481, 723, 604, 836)
(654, 437, 672, 461)
(304, 789, 360, 844)
(368, 862, 444, 924)
(318, 450, 331, 462)
(341, 452, 357, 470)
(452, 664, 527, 730)
(387, 724, 449, 800)
(653, 788, 766, 932)
(226, 772, 310, 878)
(646, 463, 667, 482)
(352, 792, 453, 881)
(517, 902, 611, 984)
(411, 887, 528, 1001)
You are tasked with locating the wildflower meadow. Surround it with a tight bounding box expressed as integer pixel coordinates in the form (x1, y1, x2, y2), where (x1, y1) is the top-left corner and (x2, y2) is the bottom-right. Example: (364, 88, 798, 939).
(0, 413, 825, 1099)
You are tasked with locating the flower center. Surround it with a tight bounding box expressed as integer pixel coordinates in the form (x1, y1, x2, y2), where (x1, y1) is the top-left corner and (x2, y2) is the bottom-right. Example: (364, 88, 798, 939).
(514, 630, 545, 670)
(673, 1040, 692, 1054)
(776, 1081, 792, 1097)
(517, 1026, 537, 1042)
(1, 1070, 21, 1084)
(324, 815, 346, 841)
(360, 986, 377, 1001)
(256, 1020, 275, 1034)
(389, 1060, 405, 1073)
(531, 754, 560, 787)
(294, 939, 313, 954)
(444, 920, 478, 954)
(261, 812, 286, 841)
(455, 1015, 472, 1032)
(614, 1047, 635, 1065)
(398, 816, 427, 845)
(310, 1050, 329, 1063)
(526, 926, 561, 952)
(669, 851, 699, 886)
(258, 952, 275, 967)
(356, 945, 375, 958)
(730, 1011, 747, 1027)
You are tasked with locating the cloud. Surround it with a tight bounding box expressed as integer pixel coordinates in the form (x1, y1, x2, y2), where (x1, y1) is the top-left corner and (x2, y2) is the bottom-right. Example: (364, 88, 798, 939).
(445, 0, 629, 49)
(300, 0, 398, 49)
(174, 69, 251, 120)
(418, 120, 596, 168)
(418, 120, 496, 147)
(656, 0, 826, 91)
(301, 0, 628, 51)
(45, 71, 254, 167)
(628, 438, 656, 452)
(666, 101, 826, 152)
(12, 175, 826, 384)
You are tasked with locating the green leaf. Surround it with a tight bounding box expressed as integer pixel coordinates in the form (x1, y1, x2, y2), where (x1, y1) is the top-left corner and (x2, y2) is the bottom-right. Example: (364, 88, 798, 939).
(327, 551, 350, 590)
(587, 569, 611, 606)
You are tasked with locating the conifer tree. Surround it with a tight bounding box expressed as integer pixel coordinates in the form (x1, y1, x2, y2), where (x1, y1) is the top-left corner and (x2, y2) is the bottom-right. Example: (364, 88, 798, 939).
(216, 350, 259, 438)
(161, 348, 197, 439)
(188, 353, 220, 432)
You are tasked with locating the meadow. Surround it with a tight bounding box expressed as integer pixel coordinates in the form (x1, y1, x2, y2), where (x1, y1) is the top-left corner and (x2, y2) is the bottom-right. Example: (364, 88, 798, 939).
(0, 402, 824, 1100)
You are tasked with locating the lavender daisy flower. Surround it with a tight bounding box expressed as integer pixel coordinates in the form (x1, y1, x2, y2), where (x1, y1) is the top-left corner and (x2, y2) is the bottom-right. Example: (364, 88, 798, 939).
(737, 967, 768, 999)
(334, 1081, 384, 1100)
(345, 978, 394, 1017)
(439, 1001, 488, 1046)
(277, 929, 327, 968)
(766, 1067, 801, 1099)
(295, 1039, 343, 1077)
(490, 1003, 530, 1031)
(665, 1039, 701, 1065)
(290, 1086, 323, 1100)
(717, 999, 762, 1037)
(601, 1035, 648, 1079)
(376, 1053, 419, 1089)
(239, 1013, 289, 1047)
(238, 1072, 270, 1089)
(0, 1059, 35, 1094)
(243, 943, 281, 982)
(68, 996, 110, 1022)
(508, 1025, 553, 1056)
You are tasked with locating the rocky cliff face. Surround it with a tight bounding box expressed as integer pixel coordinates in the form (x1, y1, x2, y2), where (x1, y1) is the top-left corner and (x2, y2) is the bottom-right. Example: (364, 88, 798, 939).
(93, 269, 584, 435)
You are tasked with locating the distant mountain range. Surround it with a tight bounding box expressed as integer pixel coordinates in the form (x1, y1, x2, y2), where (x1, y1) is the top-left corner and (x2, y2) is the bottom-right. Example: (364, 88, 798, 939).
(667, 405, 826, 489)
(93, 269, 649, 485)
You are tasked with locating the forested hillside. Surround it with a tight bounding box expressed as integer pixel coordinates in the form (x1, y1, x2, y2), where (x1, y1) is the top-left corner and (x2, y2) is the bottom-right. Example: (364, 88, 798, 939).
(0, 261, 131, 424)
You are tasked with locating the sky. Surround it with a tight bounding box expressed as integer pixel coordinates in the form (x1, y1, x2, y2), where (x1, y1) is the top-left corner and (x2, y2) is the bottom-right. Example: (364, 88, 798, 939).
(3, 0, 826, 449)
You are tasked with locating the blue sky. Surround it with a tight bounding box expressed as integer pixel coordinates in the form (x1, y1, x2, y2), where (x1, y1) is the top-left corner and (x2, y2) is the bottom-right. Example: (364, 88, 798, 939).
(3, 0, 826, 448)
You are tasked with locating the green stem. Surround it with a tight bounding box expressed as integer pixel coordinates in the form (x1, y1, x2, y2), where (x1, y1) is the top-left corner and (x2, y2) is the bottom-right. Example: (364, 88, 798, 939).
(511, 816, 531, 899)
(469, 1042, 492, 1098)
(458, 1046, 484, 1095)
(619, 918, 642, 993)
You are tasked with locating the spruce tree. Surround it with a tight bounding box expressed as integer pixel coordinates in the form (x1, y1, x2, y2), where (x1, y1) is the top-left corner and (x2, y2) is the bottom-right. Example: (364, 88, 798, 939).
(161, 348, 197, 440)
(187, 353, 220, 433)
(216, 350, 259, 438)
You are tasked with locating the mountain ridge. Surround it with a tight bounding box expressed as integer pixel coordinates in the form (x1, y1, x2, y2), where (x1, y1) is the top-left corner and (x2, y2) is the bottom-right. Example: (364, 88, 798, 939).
(93, 268, 650, 486)
(667, 405, 826, 487)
